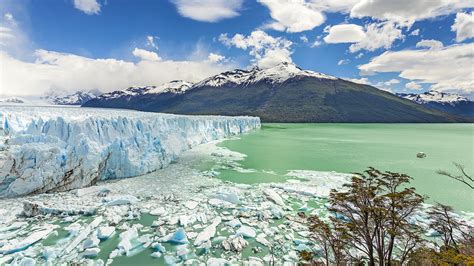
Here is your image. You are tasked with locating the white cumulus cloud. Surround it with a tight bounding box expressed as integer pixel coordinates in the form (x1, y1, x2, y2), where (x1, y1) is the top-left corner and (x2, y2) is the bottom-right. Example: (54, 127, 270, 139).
(350, 0, 473, 26)
(324, 22, 403, 53)
(410, 29, 420, 36)
(349, 22, 403, 53)
(359, 42, 474, 95)
(323, 24, 365, 43)
(0, 50, 230, 96)
(146, 36, 159, 50)
(132, 48, 162, 61)
(171, 0, 243, 22)
(337, 59, 350, 65)
(207, 52, 225, 63)
(258, 0, 325, 33)
(451, 12, 474, 42)
(348, 77, 370, 85)
(219, 30, 293, 68)
(73, 0, 101, 15)
(405, 81, 422, 90)
(416, 39, 444, 50)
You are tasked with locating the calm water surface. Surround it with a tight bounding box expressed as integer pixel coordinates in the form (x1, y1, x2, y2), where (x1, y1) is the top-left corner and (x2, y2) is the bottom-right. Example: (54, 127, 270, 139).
(218, 124, 474, 212)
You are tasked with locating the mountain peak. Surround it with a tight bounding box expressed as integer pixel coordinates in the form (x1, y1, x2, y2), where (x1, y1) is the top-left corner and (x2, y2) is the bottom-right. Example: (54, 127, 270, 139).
(195, 62, 337, 88)
(147, 80, 193, 94)
(397, 90, 469, 106)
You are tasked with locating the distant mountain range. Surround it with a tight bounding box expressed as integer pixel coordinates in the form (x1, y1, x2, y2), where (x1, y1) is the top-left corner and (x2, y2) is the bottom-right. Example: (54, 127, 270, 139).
(44, 90, 100, 105)
(397, 91, 474, 117)
(83, 62, 471, 123)
(0, 90, 100, 106)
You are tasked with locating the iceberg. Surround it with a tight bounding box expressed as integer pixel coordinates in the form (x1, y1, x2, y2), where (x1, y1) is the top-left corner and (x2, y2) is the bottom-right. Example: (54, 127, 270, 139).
(0, 106, 260, 197)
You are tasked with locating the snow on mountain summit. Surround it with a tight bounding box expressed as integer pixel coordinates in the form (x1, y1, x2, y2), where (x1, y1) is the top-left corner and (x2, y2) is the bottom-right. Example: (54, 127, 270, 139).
(397, 90, 469, 106)
(147, 80, 193, 94)
(98, 80, 193, 100)
(195, 62, 337, 87)
(49, 91, 99, 105)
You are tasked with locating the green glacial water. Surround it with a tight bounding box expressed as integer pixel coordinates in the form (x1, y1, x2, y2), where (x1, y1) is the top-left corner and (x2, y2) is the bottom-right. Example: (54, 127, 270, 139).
(218, 123, 474, 212)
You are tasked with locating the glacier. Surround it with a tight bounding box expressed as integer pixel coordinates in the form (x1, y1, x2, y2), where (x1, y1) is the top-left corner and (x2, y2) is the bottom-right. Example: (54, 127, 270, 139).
(0, 106, 260, 197)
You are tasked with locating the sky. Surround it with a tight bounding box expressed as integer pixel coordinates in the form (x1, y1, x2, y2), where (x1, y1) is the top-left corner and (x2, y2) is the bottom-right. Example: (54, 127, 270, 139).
(0, 0, 473, 98)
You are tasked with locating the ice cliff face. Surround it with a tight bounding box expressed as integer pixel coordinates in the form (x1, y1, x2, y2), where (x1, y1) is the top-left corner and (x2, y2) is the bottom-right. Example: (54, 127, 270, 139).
(0, 106, 260, 198)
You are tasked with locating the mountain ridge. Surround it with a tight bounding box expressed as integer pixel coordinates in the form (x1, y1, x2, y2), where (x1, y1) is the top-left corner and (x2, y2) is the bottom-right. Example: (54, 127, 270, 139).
(83, 63, 471, 123)
(397, 90, 474, 117)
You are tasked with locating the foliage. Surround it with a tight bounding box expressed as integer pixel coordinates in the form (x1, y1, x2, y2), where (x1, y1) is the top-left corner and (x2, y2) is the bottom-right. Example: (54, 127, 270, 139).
(304, 167, 474, 265)
(437, 162, 473, 189)
(306, 167, 426, 265)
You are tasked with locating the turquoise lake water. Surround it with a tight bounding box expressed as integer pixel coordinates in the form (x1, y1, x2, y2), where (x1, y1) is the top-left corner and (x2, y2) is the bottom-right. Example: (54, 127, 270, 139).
(218, 123, 474, 212)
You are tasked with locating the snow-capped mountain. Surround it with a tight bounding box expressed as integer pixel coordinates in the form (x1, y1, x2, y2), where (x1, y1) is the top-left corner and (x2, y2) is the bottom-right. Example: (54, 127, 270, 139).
(84, 63, 469, 122)
(0, 97, 25, 104)
(195, 62, 337, 87)
(397, 90, 469, 106)
(96, 80, 193, 100)
(48, 91, 99, 105)
(397, 91, 473, 117)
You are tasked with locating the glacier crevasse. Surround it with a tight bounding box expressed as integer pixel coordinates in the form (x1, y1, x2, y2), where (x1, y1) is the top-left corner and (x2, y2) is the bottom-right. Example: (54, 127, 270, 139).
(0, 106, 260, 197)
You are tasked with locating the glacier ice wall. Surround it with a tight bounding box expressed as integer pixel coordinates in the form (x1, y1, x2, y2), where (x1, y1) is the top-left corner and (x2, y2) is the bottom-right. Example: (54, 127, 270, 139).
(0, 106, 260, 197)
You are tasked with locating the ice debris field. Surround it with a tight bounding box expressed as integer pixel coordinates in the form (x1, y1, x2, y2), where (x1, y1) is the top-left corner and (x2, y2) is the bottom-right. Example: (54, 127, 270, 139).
(0, 106, 473, 265)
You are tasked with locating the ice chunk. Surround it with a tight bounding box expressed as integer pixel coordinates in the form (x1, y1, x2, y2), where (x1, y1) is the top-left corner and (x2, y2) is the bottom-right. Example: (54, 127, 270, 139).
(97, 226, 115, 240)
(105, 195, 139, 206)
(83, 247, 100, 258)
(226, 218, 242, 228)
(151, 243, 166, 253)
(149, 207, 166, 216)
(22, 201, 96, 217)
(194, 217, 221, 246)
(236, 225, 256, 238)
(151, 251, 162, 258)
(207, 258, 230, 266)
(83, 235, 100, 249)
(61, 216, 103, 256)
(184, 201, 199, 210)
(176, 245, 190, 259)
(256, 233, 271, 247)
(281, 170, 351, 197)
(264, 189, 286, 208)
(117, 227, 141, 256)
(164, 255, 177, 265)
(165, 228, 189, 244)
(0, 225, 55, 254)
(0, 222, 27, 233)
(16, 257, 36, 266)
(214, 191, 240, 204)
(74, 186, 111, 197)
(221, 236, 248, 252)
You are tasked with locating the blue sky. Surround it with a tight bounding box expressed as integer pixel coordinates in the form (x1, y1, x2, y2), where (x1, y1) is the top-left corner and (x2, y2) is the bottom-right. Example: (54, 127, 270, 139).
(0, 0, 473, 97)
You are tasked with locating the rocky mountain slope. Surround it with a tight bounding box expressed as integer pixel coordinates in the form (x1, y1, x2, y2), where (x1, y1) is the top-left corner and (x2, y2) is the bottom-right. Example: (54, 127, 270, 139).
(83, 62, 469, 123)
(46, 90, 100, 105)
(397, 90, 474, 117)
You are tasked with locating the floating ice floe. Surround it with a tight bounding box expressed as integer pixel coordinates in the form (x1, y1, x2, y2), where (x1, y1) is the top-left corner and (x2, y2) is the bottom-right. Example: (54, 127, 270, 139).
(22, 201, 97, 217)
(61, 216, 103, 256)
(165, 228, 189, 244)
(105, 195, 139, 206)
(97, 226, 115, 240)
(236, 225, 256, 238)
(0, 226, 55, 254)
(184, 201, 199, 210)
(222, 236, 248, 252)
(194, 217, 221, 246)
